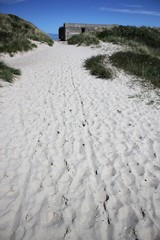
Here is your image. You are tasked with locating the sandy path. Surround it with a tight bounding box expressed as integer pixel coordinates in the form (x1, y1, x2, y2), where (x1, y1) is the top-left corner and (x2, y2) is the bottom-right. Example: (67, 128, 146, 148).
(0, 42, 160, 240)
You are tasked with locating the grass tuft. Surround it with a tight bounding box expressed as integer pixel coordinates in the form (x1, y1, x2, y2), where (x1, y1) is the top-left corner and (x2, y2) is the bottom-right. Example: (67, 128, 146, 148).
(68, 33, 99, 46)
(110, 51, 160, 88)
(84, 55, 113, 79)
(0, 61, 21, 83)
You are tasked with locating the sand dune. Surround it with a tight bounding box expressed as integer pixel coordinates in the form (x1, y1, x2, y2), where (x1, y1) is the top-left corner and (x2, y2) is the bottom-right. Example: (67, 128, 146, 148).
(0, 42, 160, 240)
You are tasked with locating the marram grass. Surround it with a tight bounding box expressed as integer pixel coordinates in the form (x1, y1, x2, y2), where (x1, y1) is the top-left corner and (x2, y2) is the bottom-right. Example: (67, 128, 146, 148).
(110, 51, 160, 88)
(0, 13, 53, 54)
(0, 61, 21, 83)
(97, 25, 160, 54)
(84, 55, 113, 79)
(68, 33, 99, 46)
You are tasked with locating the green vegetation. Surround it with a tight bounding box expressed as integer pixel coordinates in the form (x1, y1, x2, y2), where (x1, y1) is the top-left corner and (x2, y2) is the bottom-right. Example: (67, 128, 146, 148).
(0, 61, 21, 83)
(97, 25, 160, 56)
(0, 13, 53, 54)
(110, 51, 160, 88)
(84, 55, 113, 79)
(0, 13, 53, 83)
(68, 33, 99, 46)
(89, 25, 160, 88)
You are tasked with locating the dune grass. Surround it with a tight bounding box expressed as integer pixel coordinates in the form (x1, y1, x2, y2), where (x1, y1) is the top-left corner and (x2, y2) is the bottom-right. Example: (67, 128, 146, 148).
(68, 33, 99, 46)
(97, 25, 160, 56)
(84, 55, 113, 79)
(0, 13, 53, 54)
(0, 13, 53, 83)
(110, 51, 160, 88)
(0, 61, 21, 83)
(92, 25, 160, 88)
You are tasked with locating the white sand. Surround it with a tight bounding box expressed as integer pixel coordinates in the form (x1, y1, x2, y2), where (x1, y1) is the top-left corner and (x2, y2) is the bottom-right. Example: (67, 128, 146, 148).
(0, 42, 160, 240)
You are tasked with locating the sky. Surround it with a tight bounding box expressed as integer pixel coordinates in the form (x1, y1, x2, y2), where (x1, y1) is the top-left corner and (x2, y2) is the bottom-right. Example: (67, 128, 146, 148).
(0, 0, 160, 34)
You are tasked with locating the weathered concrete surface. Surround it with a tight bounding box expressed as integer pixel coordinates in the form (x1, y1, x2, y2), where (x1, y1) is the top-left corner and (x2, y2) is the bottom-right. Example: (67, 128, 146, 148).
(59, 23, 118, 41)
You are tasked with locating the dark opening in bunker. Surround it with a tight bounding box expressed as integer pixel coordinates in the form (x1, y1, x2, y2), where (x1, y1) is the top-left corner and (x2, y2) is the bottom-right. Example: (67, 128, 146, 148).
(81, 27, 85, 33)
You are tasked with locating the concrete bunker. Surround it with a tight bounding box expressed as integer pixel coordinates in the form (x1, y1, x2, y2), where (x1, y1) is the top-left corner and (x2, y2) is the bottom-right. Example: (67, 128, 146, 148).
(58, 23, 118, 41)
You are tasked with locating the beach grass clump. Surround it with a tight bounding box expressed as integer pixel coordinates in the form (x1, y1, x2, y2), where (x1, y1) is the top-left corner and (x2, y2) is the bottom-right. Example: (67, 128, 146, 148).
(0, 61, 21, 83)
(110, 51, 160, 88)
(97, 25, 160, 56)
(97, 25, 160, 48)
(0, 13, 53, 54)
(68, 33, 99, 46)
(84, 55, 113, 79)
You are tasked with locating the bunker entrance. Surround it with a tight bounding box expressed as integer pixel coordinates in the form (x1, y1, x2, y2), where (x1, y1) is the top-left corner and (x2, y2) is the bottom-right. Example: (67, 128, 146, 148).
(81, 27, 85, 33)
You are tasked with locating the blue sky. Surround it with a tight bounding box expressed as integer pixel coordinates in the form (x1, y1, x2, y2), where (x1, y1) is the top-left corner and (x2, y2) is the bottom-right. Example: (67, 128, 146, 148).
(0, 0, 160, 34)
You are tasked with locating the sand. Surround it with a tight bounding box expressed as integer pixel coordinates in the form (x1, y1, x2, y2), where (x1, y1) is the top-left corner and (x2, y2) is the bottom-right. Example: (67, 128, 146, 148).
(0, 41, 160, 240)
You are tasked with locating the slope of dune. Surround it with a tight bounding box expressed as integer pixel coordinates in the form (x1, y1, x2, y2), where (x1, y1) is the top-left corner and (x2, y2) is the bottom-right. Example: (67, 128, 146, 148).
(0, 13, 53, 54)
